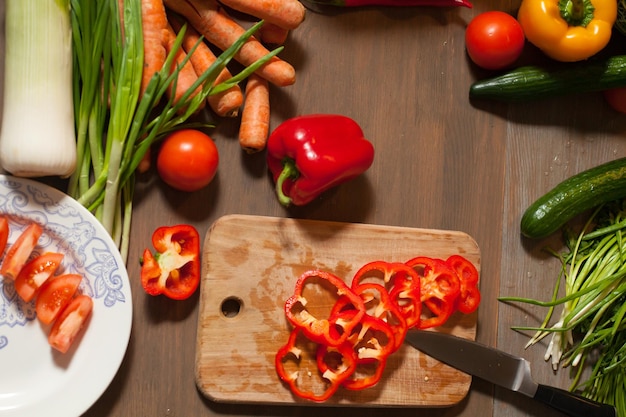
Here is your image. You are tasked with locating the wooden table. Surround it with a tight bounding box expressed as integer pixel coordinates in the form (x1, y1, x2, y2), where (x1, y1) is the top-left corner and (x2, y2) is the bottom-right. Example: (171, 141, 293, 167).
(2, 1, 626, 416)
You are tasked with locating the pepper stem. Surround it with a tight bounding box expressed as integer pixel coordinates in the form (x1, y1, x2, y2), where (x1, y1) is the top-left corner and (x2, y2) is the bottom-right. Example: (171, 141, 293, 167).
(558, 0, 595, 27)
(275, 158, 299, 206)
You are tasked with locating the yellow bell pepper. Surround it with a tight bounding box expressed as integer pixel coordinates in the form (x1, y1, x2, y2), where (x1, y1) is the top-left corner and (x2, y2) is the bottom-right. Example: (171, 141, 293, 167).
(517, 0, 617, 62)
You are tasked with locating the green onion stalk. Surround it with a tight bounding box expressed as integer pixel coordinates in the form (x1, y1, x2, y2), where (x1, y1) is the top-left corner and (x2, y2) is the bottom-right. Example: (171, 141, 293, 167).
(500, 199, 626, 414)
(68, 0, 280, 263)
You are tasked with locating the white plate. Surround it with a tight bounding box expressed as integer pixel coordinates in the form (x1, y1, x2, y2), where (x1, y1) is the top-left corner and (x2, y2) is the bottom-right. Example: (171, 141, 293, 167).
(0, 175, 132, 417)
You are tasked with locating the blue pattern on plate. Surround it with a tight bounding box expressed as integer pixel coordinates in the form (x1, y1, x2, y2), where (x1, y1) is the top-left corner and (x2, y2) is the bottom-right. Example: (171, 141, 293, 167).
(0, 177, 127, 349)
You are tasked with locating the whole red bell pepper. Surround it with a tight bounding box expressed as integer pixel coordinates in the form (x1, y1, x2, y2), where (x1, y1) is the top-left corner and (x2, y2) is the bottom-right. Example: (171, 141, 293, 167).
(140, 224, 201, 300)
(266, 114, 375, 206)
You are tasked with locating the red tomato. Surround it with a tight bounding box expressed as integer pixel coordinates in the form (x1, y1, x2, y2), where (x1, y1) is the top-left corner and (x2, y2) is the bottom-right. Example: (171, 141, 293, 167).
(465, 11, 525, 70)
(0, 216, 9, 256)
(48, 294, 93, 354)
(603, 87, 626, 114)
(156, 129, 219, 192)
(36, 274, 82, 325)
(0, 222, 43, 280)
(14, 252, 64, 302)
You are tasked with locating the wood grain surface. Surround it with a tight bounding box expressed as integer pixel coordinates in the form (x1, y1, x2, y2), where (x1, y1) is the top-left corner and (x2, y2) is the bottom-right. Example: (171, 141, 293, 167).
(0, 0, 624, 416)
(195, 214, 479, 406)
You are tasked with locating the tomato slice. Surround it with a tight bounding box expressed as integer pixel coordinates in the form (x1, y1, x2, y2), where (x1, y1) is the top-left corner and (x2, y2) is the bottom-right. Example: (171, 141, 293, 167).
(35, 273, 82, 325)
(0, 222, 43, 280)
(14, 252, 64, 302)
(0, 216, 9, 256)
(48, 294, 93, 354)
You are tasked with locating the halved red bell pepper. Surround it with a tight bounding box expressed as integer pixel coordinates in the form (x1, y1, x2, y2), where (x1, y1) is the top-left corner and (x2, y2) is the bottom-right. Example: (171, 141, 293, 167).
(446, 255, 481, 314)
(140, 224, 200, 300)
(284, 269, 366, 346)
(267, 114, 375, 206)
(276, 328, 357, 402)
(405, 256, 461, 329)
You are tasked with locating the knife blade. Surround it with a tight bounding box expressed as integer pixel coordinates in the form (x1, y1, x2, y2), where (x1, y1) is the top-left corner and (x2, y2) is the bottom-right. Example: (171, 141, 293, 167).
(404, 330, 616, 417)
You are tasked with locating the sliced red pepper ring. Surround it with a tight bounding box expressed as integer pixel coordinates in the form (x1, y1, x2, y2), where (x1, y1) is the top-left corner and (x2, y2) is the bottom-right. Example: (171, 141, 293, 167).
(351, 260, 417, 289)
(446, 254, 481, 314)
(351, 282, 408, 352)
(342, 357, 387, 391)
(140, 224, 201, 300)
(345, 313, 396, 362)
(276, 328, 356, 402)
(406, 256, 461, 329)
(339, 313, 395, 390)
(351, 260, 422, 328)
(284, 270, 366, 347)
(387, 269, 422, 329)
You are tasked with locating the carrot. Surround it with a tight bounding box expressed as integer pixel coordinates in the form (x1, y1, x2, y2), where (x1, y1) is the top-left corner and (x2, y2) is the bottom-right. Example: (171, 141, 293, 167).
(169, 14, 244, 117)
(164, 22, 204, 108)
(219, 0, 306, 30)
(140, 0, 169, 98)
(258, 23, 290, 46)
(163, 0, 296, 87)
(238, 73, 270, 153)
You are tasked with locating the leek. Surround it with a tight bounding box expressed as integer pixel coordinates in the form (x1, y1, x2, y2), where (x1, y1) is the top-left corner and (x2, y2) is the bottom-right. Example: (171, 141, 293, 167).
(0, 0, 77, 177)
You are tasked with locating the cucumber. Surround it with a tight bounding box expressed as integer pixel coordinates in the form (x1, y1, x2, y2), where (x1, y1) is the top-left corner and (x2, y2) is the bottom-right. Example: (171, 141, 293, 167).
(521, 157, 626, 239)
(470, 55, 626, 102)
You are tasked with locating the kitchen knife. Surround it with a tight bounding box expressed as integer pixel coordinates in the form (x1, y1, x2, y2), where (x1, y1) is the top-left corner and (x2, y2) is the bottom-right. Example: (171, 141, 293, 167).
(404, 330, 616, 417)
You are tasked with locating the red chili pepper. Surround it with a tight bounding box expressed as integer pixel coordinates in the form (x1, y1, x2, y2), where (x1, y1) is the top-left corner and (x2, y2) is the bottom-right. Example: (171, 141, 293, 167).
(405, 256, 461, 329)
(266, 114, 375, 206)
(284, 270, 366, 347)
(140, 224, 201, 300)
(276, 328, 357, 402)
(303, 0, 472, 9)
(446, 255, 481, 314)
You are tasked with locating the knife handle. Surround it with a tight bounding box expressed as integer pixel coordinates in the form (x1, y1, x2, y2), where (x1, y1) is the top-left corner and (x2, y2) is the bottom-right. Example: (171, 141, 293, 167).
(534, 384, 616, 417)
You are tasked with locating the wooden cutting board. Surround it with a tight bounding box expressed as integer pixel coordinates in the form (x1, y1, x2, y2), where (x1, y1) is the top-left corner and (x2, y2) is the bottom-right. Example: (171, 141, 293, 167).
(195, 214, 480, 407)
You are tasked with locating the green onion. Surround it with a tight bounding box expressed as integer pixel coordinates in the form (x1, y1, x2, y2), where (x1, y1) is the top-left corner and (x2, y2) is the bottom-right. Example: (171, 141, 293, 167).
(500, 199, 626, 414)
(69, 0, 280, 263)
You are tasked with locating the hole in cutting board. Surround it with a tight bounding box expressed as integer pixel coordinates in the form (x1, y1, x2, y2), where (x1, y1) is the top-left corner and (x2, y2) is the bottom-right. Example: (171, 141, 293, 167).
(220, 296, 243, 318)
